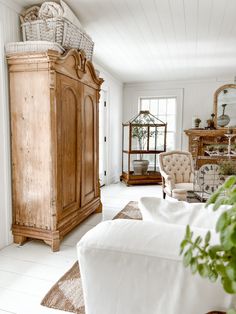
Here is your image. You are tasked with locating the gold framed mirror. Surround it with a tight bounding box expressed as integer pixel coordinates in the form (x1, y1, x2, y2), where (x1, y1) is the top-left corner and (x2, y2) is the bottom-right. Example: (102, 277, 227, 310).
(214, 84, 236, 128)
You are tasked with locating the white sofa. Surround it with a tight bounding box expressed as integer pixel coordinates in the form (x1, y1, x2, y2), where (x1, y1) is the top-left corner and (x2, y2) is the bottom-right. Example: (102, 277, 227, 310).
(77, 198, 235, 314)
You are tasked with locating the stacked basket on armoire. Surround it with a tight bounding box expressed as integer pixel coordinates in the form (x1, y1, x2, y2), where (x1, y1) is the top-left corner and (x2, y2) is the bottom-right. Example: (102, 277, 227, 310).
(5, 0, 94, 59)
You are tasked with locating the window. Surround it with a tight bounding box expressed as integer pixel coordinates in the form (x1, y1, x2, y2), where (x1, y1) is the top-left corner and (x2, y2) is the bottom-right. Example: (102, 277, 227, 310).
(140, 97, 177, 151)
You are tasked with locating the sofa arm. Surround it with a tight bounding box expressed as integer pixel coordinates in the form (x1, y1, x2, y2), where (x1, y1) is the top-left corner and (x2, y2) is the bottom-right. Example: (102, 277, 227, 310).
(77, 220, 233, 314)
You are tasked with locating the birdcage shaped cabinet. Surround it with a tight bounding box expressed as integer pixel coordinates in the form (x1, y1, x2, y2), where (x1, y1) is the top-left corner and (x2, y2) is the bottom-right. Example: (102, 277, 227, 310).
(120, 110, 167, 185)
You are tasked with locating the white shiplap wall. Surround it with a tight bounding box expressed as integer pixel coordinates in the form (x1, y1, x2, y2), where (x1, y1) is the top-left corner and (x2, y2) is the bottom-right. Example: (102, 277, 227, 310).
(0, 0, 22, 249)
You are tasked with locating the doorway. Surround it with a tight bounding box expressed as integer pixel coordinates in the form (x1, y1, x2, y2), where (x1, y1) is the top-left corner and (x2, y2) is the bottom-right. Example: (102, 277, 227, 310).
(99, 89, 108, 186)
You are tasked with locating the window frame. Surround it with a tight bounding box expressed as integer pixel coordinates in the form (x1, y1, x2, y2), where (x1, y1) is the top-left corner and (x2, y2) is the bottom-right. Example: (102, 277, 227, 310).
(138, 90, 183, 150)
(139, 96, 177, 150)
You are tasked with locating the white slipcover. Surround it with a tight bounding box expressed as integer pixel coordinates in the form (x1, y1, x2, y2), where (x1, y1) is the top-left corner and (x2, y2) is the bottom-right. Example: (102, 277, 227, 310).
(139, 197, 230, 230)
(77, 219, 235, 314)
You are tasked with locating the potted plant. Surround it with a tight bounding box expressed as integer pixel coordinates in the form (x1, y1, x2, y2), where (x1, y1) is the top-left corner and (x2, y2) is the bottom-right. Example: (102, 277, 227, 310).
(132, 125, 149, 175)
(131, 113, 158, 175)
(180, 176, 236, 314)
(219, 160, 236, 177)
(208, 145, 215, 152)
(218, 145, 225, 155)
(194, 118, 201, 128)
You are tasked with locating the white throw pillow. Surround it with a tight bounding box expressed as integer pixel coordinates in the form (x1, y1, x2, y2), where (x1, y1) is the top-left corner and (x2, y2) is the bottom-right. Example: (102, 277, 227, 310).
(39, 2, 63, 19)
(139, 197, 229, 230)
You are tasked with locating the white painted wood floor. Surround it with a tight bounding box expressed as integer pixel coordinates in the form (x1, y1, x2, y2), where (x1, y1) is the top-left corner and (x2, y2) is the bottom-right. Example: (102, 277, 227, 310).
(0, 183, 162, 314)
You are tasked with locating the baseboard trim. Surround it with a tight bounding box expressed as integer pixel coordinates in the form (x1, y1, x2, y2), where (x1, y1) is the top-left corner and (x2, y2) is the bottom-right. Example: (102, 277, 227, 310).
(107, 174, 119, 185)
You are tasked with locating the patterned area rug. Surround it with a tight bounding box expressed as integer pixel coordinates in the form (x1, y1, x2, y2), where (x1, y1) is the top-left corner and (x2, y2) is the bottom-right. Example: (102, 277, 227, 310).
(41, 201, 141, 313)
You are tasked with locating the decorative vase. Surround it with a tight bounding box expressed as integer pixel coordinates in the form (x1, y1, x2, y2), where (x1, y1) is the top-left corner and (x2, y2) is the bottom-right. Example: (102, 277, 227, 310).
(133, 160, 149, 175)
(194, 118, 201, 128)
(206, 113, 215, 129)
(217, 104, 230, 127)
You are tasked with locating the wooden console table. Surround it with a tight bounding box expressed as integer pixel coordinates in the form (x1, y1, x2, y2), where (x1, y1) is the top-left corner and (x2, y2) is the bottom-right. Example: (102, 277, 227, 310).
(184, 128, 236, 168)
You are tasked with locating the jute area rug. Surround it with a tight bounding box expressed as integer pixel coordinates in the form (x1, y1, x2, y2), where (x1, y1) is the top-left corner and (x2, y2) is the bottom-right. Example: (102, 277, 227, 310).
(41, 201, 141, 313)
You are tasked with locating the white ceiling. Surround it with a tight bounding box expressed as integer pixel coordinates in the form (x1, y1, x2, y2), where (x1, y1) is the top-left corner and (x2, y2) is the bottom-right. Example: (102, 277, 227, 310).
(14, 0, 236, 83)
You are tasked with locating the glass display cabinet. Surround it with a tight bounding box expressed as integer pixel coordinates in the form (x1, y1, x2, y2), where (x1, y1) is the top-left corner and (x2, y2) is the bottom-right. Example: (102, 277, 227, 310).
(120, 110, 167, 185)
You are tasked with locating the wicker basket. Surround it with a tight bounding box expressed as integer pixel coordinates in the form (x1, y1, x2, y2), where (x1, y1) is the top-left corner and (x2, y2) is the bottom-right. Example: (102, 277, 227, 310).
(21, 17, 94, 60)
(80, 33, 94, 61)
(5, 41, 65, 54)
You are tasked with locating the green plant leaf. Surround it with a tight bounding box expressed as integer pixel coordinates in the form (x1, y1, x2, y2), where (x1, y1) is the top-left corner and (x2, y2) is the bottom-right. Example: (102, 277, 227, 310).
(227, 193, 236, 205)
(183, 249, 192, 267)
(216, 211, 228, 232)
(180, 174, 236, 298)
(230, 227, 236, 245)
(225, 262, 236, 281)
(216, 264, 227, 277)
(193, 235, 202, 247)
(223, 176, 236, 189)
(222, 276, 235, 294)
(230, 247, 236, 260)
(179, 239, 188, 255)
(230, 205, 236, 213)
(232, 281, 236, 293)
(205, 231, 211, 245)
(198, 264, 210, 278)
(213, 197, 227, 211)
(208, 270, 218, 282)
(209, 245, 224, 259)
(220, 224, 235, 250)
(190, 258, 198, 274)
(222, 276, 236, 294)
(206, 191, 222, 207)
(227, 309, 236, 314)
(185, 225, 191, 240)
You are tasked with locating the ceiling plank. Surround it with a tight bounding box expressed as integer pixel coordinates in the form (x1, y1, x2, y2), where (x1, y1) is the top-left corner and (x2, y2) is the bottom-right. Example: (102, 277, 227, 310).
(11, 0, 236, 82)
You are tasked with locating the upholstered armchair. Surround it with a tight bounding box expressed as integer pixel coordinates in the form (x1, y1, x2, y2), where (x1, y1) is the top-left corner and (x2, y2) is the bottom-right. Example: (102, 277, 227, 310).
(158, 150, 195, 200)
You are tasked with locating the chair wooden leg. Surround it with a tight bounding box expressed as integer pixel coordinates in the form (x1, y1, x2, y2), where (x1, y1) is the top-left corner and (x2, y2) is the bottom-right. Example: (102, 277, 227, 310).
(163, 190, 166, 199)
(161, 177, 166, 199)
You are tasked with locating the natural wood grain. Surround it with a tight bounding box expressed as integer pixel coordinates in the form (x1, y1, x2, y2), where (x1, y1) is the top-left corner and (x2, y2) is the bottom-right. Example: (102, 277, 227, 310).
(10, 70, 52, 230)
(13, 235, 27, 246)
(56, 74, 82, 222)
(120, 171, 162, 185)
(7, 49, 103, 251)
(81, 85, 98, 206)
(184, 128, 236, 168)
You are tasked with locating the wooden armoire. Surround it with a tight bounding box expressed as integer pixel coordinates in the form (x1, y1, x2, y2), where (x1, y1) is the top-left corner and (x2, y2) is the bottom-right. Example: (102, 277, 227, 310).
(7, 49, 104, 251)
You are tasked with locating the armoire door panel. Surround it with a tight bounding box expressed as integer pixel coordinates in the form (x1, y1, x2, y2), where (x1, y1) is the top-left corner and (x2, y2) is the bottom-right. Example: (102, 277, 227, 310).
(57, 75, 82, 219)
(81, 85, 98, 206)
(61, 87, 77, 208)
(10, 71, 52, 229)
(84, 95, 94, 195)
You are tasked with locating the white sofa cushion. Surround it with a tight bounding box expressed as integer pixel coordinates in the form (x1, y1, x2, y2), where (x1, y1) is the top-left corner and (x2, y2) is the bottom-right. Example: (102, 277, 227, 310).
(77, 219, 235, 314)
(164, 183, 194, 196)
(139, 197, 229, 230)
(174, 182, 194, 190)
